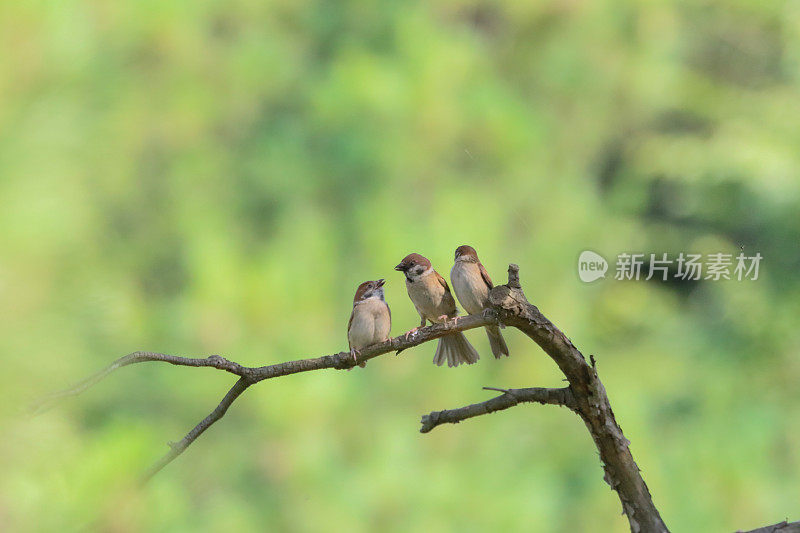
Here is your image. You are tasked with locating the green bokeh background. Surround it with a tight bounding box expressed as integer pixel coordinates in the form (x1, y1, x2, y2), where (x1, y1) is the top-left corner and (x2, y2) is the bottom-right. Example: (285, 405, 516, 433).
(2, 1, 799, 531)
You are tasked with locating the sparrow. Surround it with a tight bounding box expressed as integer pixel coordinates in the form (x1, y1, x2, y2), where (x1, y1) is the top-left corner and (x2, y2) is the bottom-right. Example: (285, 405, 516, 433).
(450, 245, 509, 358)
(394, 253, 480, 367)
(347, 279, 391, 368)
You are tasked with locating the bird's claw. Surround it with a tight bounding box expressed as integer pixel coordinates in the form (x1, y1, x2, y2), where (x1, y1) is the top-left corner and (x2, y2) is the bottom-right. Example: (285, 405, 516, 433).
(437, 315, 459, 326)
(482, 308, 503, 327)
(404, 327, 419, 341)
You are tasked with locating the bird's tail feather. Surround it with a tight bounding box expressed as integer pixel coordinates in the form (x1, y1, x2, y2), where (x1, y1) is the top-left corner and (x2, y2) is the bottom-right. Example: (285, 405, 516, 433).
(433, 332, 480, 367)
(485, 325, 509, 358)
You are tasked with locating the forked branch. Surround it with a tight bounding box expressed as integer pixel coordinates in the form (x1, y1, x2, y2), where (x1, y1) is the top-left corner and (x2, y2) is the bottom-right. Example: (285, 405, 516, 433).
(38, 312, 498, 481)
(39, 264, 796, 533)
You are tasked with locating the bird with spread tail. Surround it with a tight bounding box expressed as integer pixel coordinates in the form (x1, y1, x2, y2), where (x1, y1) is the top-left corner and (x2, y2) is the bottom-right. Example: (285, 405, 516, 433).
(450, 245, 509, 358)
(347, 279, 391, 368)
(394, 253, 480, 367)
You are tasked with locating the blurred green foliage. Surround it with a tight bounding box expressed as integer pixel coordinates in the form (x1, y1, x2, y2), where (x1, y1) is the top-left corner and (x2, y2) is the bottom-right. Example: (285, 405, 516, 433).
(1, 0, 799, 531)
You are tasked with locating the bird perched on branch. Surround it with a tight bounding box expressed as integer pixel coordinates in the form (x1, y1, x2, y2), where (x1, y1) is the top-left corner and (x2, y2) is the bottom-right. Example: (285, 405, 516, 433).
(394, 253, 480, 367)
(450, 245, 509, 358)
(347, 279, 391, 368)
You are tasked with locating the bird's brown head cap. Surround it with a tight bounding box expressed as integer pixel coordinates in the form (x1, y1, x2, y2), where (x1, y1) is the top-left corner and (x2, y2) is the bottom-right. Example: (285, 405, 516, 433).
(353, 279, 385, 303)
(454, 245, 479, 262)
(394, 253, 431, 272)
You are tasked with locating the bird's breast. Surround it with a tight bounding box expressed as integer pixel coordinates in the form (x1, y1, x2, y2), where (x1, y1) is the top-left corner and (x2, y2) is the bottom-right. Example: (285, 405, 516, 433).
(348, 299, 390, 349)
(405, 274, 449, 320)
(451, 262, 489, 315)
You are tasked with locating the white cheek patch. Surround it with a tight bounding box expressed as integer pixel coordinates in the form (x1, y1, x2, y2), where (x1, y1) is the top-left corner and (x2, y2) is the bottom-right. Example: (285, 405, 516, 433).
(405, 265, 431, 282)
(361, 287, 385, 301)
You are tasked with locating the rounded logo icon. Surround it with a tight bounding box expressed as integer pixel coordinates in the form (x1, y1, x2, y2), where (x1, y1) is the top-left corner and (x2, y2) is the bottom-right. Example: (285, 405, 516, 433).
(578, 251, 608, 282)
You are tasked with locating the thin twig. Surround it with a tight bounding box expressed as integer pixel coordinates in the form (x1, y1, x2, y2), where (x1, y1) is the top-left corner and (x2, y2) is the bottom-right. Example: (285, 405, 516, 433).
(482, 386, 511, 394)
(31, 352, 248, 415)
(141, 377, 252, 483)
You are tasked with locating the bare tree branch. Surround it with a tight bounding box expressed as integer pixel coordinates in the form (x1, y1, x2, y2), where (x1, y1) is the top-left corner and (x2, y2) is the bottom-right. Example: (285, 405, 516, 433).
(738, 520, 800, 533)
(488, 264, 669, 533)
(420, 386, 575, 433)
(38, 312, 498, 478)
(39, 263, 795, 533)
(31, 352, 249, 414)
(141, 376, 251, 483)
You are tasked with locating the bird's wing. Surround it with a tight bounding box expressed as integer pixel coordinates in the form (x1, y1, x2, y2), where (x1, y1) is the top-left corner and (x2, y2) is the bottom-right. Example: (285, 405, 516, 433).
(478, 261, 494, 289)
(346, 307, 355, 350)
(434, 269, 451, 293)
(435, 270, 458, 317)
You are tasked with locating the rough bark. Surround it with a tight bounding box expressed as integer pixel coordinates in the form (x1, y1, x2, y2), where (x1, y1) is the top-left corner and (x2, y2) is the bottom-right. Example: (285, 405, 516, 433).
(491, 265, 667, 533)
(37, 264, 797, 533)
(420, 386, 576, 433)
(738, 520, 800, 533)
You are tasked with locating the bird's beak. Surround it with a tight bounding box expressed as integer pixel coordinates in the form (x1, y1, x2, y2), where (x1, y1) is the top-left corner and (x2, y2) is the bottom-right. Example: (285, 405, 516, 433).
(394, 263, 405, 271)
(376, 278, 385, 287)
